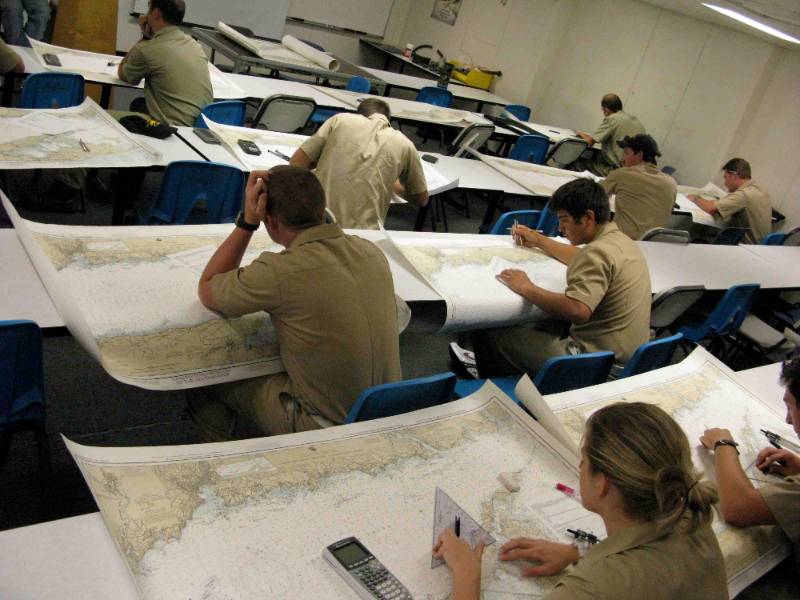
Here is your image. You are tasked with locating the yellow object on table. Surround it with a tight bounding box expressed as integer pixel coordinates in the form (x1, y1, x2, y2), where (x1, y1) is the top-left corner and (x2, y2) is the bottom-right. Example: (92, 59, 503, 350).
(447, 60, 494, 90)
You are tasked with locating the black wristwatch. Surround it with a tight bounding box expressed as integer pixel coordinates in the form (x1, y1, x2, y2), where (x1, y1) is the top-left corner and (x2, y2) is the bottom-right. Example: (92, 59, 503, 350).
(235, 211, 259, 231)
(714, 439, 740, 455)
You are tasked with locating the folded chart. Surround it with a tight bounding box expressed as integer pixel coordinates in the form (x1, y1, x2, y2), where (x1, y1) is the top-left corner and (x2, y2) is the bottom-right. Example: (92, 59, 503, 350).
(516, 346, 795, 597)
(3, 194, 284, 389)
(66, 383, 602, 599)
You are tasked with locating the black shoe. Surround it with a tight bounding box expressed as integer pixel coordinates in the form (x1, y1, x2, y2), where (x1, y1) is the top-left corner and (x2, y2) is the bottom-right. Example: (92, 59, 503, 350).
(449, 342, 479, 379)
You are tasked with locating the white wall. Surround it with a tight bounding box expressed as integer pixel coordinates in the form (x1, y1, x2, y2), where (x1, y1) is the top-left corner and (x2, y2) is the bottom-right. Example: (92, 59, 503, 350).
(397, 0, 800, 229)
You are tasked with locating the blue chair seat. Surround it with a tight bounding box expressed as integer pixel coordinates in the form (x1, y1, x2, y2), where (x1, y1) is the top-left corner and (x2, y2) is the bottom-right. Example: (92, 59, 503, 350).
(19, 72, 85, 109)
(195, 100, 247, 128)
(486, 210, 541, 235)
(345, 372, 457, 424)
(678, 284, 760, 343)
(509, 134, 549, 165)
(504, 104, 531, 122)
(454, 377, 519, 401)
(618, 333, 683, 378)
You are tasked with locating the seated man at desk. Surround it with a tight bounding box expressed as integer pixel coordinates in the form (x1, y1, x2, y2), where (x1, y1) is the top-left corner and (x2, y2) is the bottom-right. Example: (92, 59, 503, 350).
(190, 166, 402, 440)
(700, 356, 800, 596)
(575, 94, 645, 177)
(467, 179, 651, 378)
(602, 134, 676, 240)
(44, 0, 212, 211)
(0, 37, 24, 74)
(290, 98, 429, 229)
(687, 158, 771, 244)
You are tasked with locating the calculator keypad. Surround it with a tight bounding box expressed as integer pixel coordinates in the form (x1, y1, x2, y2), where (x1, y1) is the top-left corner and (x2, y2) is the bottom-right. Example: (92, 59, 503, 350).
(354, 560, 412, 599)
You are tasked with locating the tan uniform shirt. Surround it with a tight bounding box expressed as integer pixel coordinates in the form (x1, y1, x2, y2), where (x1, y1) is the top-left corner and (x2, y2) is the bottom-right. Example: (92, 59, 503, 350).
(544, 519, 729, 600)
(210, 224, 402, 423)
(715, 181, 771, 244)
(565, 222, 651, 362)
(603, 163, 677, 240)
(122, 26, 212, 127)
(759, 476, 800, 567)
(0, 39, 19, 74)
(300, 113, 427, 229)
(592, 111, 646, 175)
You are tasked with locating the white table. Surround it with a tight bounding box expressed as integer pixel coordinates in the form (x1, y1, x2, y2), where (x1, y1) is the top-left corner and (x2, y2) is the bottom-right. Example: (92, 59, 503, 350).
(0, 230, 63, 328)
(225, 72, 352, 109)
(737, 362, 784, 417)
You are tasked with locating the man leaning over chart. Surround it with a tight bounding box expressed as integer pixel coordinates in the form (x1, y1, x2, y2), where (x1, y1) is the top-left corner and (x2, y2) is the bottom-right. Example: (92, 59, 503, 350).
(460, 179, 651, 379)
(189, 166, 402, 440)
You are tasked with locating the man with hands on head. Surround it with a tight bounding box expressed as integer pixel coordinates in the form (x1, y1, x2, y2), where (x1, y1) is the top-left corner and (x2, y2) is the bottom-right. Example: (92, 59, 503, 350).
(189, 166, 402, 441)
(434, 403, 728, 599)
(468, 178, 651, 379)
(700, 356, 800, 565)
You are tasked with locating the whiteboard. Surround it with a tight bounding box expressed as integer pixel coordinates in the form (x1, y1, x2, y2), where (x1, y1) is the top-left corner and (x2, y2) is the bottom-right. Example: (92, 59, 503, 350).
(288, 0, 394, 36)
(131, 0, 291, 40)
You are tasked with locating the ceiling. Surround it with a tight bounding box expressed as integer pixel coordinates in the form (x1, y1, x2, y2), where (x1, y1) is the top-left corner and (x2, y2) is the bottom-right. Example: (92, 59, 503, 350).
(639, 0, 800, 49)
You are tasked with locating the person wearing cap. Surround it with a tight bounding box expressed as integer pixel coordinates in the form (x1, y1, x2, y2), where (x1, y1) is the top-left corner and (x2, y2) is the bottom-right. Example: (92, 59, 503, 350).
(290, 98, 428, 229)
(700, 356, 800, 596)
(687, 158, 771, 244)
(575, 94, 645, 177)
(601, 134, 676, 240)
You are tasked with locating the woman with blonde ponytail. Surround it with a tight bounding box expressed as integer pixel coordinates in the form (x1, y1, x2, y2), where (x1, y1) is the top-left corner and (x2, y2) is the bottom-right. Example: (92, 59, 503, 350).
(433, 402, 729, 600)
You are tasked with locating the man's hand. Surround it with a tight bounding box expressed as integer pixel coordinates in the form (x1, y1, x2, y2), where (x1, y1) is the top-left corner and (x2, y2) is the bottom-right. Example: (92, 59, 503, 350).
(139, 15, 153, 39)
(496, 269, 534, 297)
(699, 428, 734, 449)
(244, 171, 268, 226)
(756, 447, 800, 477)
(511, 223, 546, 249)
(499, 538, 578, 577)
(432, 529, 485, 575)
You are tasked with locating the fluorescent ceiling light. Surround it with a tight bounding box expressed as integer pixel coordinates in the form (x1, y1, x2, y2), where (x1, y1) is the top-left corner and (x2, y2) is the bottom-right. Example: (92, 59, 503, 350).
(702, 3, 800, 44)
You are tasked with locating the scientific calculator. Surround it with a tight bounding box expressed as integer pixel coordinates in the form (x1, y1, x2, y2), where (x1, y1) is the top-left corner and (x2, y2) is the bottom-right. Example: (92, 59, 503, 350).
(323, 536, 413, 600)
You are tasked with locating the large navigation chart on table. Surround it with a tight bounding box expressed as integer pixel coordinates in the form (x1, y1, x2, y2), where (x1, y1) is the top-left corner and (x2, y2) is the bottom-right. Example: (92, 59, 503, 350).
(66, 384, 604, 599)
(517, 346, 795, 597)
(3, 194, 283, 389)
(387, 231, 567, 331)
(0, 98, 161, 170)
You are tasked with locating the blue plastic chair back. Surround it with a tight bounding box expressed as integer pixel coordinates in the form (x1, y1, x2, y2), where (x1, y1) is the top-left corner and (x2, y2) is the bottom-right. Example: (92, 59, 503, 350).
(533, 351, 615, 395)
(144, 161, 245, 225)
(505, 104, 531, 121)
(345, 372, 456, 424)
(712, 227, 748, 245)
(453, 376, 519, 401)
(538, 202, 560, 236)
(346, 76, 371, 93)
(195, 100, 247, 128)
(0, 320, 45, 428)
(761, 232, 787, 246)
(679, 284, 760, 342)
(19, 72, 85, 109)
(487, 210, 541, 235)
(619, 333, 683, 378)
(416, 86, 453, 108)
(509, 134, 549, 165)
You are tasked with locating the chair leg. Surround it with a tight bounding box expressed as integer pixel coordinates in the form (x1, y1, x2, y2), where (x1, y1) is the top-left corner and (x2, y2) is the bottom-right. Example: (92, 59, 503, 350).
(0, 431, 12, 468)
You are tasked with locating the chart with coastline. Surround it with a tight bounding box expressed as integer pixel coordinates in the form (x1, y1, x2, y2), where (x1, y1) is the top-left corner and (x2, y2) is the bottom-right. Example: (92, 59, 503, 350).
(66, 385, 605, 599)
(387, 232, 567, 331)
(518, 347, 795, 596)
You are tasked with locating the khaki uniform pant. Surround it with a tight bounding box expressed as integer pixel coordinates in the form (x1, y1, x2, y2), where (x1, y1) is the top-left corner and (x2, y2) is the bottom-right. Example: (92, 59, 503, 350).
(186, 372, 322, 442)
(472, 319, 580, 378)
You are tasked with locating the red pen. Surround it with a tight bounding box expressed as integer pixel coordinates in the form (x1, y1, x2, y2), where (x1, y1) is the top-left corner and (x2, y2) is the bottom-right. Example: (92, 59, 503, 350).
(556, 482, 576, 496)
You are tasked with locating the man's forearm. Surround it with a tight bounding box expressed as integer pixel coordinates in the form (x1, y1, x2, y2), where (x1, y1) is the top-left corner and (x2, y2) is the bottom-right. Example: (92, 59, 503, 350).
(200, 227, 253, 286)
(519, 284, 589, 323)
(690, 196, 718, 216)
(576, 132, 595, 146)
(713, 447, 773, 526)
(536, 236, 579, 266)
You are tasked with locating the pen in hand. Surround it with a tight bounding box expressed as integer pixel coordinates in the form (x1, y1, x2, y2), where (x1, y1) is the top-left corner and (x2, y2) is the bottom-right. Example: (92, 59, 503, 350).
(454, 515, 460, 538)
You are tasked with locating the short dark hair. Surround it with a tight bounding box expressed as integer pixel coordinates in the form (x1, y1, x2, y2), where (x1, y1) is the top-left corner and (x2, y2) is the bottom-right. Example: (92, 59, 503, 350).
(601, 93, 623, 113)
(617, 134, 661, 164)
(781, 355, 800, 405)
(266, 166, 326, 229)
(549, 178, 611, 224)
(149, 0, 185, 25)
(722, 158, 751, 179)
(357, 98, 391, 119)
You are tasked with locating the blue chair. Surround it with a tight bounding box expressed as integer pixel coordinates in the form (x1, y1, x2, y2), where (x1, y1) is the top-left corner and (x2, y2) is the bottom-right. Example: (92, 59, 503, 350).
(143, 161, 245, 225)
(487, 209, 541, 235)
(454, 351, 616, 400)
(344, 372, 457, 424)
(538, 201, 560, 236)
(194, 100, 247, 128)
(0, 320, 50, 481)
(678, 284, 760, 357)
(416, 86, 453, 108)
(509, 134, 549, 165)
(505, 104, 531, 121)
(618, 333, 684, 378)
(19, 72, 85, 108)
(711, 227, 749, 245)
(761, 232, 787, 246)
(310, 76, 371, 127)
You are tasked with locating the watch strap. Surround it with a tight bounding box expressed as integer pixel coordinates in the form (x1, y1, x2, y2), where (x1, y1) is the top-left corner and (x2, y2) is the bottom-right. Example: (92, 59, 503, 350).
(235, 211, 259, 231)
(713, 439, 740, 455)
